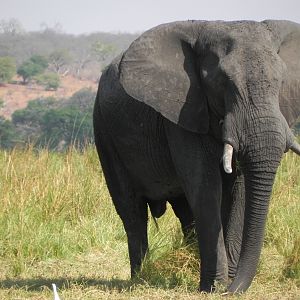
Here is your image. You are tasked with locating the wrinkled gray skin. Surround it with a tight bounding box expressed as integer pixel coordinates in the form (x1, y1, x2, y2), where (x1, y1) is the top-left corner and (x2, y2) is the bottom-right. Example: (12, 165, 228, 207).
(93, 20, 300, 293)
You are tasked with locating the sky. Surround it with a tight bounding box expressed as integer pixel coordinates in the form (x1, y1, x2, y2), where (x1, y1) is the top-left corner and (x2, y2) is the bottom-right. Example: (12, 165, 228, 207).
(1, 0, 300, 34)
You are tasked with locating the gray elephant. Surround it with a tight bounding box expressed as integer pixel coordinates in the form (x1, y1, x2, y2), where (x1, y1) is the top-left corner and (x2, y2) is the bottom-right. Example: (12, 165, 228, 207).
(93, 20, 300, 293)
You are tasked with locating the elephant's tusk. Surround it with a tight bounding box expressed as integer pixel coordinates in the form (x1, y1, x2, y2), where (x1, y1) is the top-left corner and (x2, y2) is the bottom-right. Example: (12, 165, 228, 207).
(223, 143, 233, 174)
(290, 141, 300, 155)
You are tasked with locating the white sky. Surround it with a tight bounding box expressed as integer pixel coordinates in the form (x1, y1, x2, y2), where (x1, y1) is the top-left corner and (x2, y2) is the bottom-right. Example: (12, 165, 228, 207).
(1, 0, 300, 34)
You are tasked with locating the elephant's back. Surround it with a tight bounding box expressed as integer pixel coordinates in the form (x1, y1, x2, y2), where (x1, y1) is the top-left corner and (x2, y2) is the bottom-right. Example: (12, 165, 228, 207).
(95, 59, 183, 201)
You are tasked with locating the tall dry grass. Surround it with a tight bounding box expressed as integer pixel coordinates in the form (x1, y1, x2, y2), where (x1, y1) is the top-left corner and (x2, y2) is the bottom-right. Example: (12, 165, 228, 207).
(0, 146, 298, 299)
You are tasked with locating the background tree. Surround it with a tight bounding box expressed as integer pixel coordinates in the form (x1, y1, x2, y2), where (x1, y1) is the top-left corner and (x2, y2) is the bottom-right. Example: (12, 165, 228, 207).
(30, 54, 48, 69)
(17, 55, 48, 83)
(10, 89, 95, 150)
(11, 97, 58, 142)
(74, 48, 93, 79)
(0, 18, 24, 35)
(0, 19, 138, 80)
(48, 49, 72, 75)
(35, 72, 60, 90)
(0, 116, 18, 148)
(294, 119, 300, 135)
(0, 56, 16, 84)
(91, 41, 117, 66)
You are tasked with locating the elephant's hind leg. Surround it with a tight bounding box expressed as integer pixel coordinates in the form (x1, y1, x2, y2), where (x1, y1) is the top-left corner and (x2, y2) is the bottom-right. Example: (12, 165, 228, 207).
(94, 110, 148, 278)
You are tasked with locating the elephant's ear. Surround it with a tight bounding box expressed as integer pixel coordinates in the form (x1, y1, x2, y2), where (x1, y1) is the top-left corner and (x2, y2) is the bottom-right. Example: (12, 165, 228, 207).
(264, 20, 300, 126)
(119, 23, 209, 134)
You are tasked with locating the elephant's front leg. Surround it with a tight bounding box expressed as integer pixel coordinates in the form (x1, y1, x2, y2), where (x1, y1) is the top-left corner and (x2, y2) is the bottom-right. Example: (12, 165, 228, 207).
(165, 125, 228, 292)
(122, 198, 148, 278)
(189, 166, 228, 292)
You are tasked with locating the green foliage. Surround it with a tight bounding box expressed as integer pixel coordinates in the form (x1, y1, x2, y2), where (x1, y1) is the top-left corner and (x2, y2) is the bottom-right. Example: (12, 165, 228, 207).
(0, 56, 16, 83)
(91, 41, 117, 62)
(11, 89, 95, 150)
(35, 72, 60, 90)
(0, 116, 18, 148)
(11, 97, 59, 145)
(29, 54, 48, 69)
(38, 107, 93, 150)
(0, 20, 137, 80)
(17, 55, 48, 83)
(294, 119, 300, 135)
(17, 60, 39, 83)
(12, 97, 57, 124)
(48, 49, 72, 74)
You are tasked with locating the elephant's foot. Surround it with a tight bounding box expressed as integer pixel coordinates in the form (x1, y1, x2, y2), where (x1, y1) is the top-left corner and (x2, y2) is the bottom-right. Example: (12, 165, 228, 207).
(199, 276, 228, 293)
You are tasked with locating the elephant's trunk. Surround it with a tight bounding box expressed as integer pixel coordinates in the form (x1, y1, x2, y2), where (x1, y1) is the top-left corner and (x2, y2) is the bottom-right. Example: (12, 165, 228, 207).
(227, 131, 284, 293)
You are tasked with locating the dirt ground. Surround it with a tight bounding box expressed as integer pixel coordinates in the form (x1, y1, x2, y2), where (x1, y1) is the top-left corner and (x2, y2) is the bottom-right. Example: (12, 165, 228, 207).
(0, 76, 98, 118)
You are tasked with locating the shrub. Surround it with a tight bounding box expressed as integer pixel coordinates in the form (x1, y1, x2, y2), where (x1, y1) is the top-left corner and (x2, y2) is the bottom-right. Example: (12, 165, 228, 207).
(35, 72, 60, 90)
(0, 56, 16, 83)
(17, 55, 48, 83)
(0, 116, 18, 148)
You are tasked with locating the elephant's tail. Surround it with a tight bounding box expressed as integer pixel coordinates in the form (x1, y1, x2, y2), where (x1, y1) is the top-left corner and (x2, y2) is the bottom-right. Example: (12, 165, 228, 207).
(148, 200, 167, 219)
(148, 200, 167, 231)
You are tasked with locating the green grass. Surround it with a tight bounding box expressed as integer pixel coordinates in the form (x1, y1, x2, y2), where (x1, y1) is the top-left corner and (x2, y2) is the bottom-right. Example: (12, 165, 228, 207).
(0, 146, 299, 299)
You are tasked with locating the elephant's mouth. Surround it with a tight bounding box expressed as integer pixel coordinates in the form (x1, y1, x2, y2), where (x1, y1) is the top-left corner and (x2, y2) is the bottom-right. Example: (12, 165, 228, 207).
(220, 114, 300, 292)
(222, 136, 300, 174)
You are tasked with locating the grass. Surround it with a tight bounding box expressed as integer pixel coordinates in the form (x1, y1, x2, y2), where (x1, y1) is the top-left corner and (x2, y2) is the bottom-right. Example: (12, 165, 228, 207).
(0, 146, 299, 299)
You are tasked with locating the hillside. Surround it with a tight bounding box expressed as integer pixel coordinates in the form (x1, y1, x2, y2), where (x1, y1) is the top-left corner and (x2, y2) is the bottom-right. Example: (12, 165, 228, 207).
(0, 75, 97, 118)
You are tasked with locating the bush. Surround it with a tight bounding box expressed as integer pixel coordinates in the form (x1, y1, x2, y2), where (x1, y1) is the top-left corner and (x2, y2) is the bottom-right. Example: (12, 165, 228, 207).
(0, 56, 16, 83)
(0, 116, 18, 148)
(17, 55, 48, 83)
(29, 54, 48, 69)
(35, 72, 60, 90)
(294, 119, 300, 135)
(10, 89, 95, 150)
(11, 97, 58, 142)
(39, 108, 93, 150)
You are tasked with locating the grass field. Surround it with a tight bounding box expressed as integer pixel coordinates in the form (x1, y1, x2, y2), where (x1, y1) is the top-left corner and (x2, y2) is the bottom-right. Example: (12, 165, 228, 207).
(0, 146, 299, 299)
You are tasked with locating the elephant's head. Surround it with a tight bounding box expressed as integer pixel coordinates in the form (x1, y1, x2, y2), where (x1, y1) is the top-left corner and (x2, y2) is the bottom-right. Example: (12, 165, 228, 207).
(119, 20, 300, 292)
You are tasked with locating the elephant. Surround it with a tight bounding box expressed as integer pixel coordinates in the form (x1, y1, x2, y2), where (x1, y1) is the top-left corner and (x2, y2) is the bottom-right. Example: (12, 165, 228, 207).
(93, 20, 300, 293)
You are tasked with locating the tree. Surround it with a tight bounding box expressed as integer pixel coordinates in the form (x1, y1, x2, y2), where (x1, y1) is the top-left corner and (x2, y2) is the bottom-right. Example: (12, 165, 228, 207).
(17, 61, 42, 83)
(10, 91, 95, 150)
(0, 56, 16, 83)
(0, 18, 24, 35)
(91, 41, 117, 62)
(294, 119, 300, 135)
(74, 48, 93, 79)
(0, 116, 18, 148)
(35, 72, 60, 90)
(30, 55, 48, 69)
(11, 97, 58, 145)
(17, 55, 48, 84)
(39, 108, 93, 150)
(48, 49, 72, 75)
